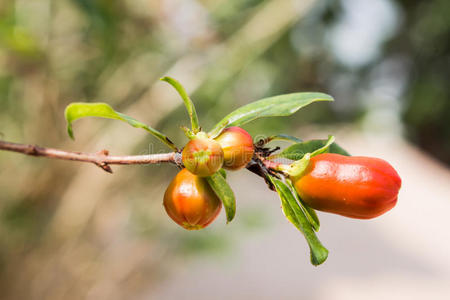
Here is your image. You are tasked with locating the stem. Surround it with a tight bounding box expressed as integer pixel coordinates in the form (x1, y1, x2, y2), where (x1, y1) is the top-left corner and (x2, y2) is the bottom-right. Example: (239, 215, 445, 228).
(0, 140, 278, 176)
(180, 126, 196, 140)
(0, 140, 181, 173)
(160, 77, 201, 133)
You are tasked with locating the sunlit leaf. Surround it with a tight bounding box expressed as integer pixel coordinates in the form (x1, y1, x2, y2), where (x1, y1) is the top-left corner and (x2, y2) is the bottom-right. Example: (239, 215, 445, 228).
(64, 102, 177, 150)
(218, 168, 227, 179)
(279, 138, 349, 160)
(161, 76, 200, 133)
(279, 136, 335, 177)
(206, 172, 236, 223)
(285, 179, 320, 232)
(269, 176, 328, 266)
(263, 134, 302, 144)
(209, 92, 334, 137)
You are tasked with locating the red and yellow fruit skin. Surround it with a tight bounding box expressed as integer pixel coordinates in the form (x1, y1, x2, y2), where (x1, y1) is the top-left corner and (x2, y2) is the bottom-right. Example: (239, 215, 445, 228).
(163, 168, 222, 230)
(215, 127, 254, 170)
(182, 137, 224, 177)
(292, 153, 401, 219)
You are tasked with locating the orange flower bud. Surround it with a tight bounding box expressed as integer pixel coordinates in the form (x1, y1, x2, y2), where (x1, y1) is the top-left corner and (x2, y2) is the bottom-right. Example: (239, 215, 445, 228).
(292, 153, 401, 219)
(163, 168, 222, 230)
(182, 137, 224, 177)
(215, 127, 254, 170)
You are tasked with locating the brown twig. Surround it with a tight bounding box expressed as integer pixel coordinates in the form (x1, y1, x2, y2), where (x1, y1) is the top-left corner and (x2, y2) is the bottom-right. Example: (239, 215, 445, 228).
(0, 139, 282, 184)
(0, 140, 182, 173)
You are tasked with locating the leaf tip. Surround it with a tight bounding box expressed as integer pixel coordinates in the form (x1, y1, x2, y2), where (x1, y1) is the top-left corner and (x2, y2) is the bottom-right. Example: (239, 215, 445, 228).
(226, 213, 235, 224)
(310, 247, 329, 266)
(320, 93, 334, 102)
(64, 103, 75, 140)
(225, 205, 236, 224)
(160, 76, 176, 85)
(67, 125, 75, 140)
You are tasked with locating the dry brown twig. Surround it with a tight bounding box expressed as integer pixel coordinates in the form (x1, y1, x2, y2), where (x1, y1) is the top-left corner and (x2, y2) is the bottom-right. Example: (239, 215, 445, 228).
(0, 139, 279, 188)
(0, 140, 182, 173)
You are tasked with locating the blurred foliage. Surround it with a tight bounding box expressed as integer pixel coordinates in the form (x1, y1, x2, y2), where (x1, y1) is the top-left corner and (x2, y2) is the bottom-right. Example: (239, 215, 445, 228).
(0, 0, 448, 299)
(398, 0, 450, 164)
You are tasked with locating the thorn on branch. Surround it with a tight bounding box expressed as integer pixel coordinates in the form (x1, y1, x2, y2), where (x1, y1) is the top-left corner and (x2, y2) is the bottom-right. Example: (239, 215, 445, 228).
(95, 162, 113, 173)
(96, 149, 109, 156)
(95, 149, 113, 173)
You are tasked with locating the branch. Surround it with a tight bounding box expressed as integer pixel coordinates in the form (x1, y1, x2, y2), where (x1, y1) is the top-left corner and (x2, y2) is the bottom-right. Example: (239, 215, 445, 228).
(0, 139, 280, 182)
(0, 140, 181, 173)
(245, 152, 284, 191)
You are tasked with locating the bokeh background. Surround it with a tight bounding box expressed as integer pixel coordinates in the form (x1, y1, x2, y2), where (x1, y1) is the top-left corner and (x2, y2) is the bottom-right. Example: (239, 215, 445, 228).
(0, 0, 449, 299)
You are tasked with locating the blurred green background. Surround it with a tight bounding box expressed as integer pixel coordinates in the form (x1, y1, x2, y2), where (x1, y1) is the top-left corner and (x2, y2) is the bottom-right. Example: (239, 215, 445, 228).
(0, 0, 449, 299)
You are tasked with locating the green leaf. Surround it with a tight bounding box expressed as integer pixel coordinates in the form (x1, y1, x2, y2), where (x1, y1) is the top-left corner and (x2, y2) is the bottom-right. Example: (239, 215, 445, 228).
(310, 135, 335, 157)
(209, 92, 333, 137)
(206, 172, 236, 223)
(279, 138, 350, 161)
(278, 136, 335, 177)
(269, 176, 328, 266)
(64, 102, 177, 151)
(218, 168, 227, 179)
(180, 126, 196, 139)
(263, 134, 302, 144)
(285, 179, 320, 232)
(279, 153, 311, 178)
(160, 76, 200, 133)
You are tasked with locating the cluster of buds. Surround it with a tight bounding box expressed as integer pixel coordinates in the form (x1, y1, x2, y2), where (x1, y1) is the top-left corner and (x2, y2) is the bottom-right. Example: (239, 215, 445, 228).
(164, 127, 254, 230)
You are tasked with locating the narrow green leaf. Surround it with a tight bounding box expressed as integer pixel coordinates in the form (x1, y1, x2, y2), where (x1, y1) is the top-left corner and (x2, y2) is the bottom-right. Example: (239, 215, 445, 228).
(206, 172, 236, 223)
(285, 179, 320, 232)
(269, 176, 328, 266)
(160, 76, 200, 133)
(279, 153, 311, 178)
(180, 126, 196, 139)
(279, 136, 334, 177)
(264, 134, 302, 144)
(310, 135, 335, 157)
(209, 92, 333, 137)
(279, 138, 350, 160)
(64, 102, 177, 151)
(218, 168, 227, 179)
